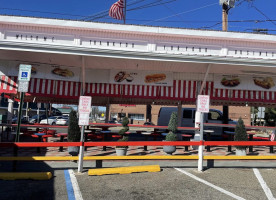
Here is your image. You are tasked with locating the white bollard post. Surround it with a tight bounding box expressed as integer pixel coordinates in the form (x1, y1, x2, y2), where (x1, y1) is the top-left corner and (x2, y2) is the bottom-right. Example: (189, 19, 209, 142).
(78, 126, 85, 173)
(198, 112, 204, 172)
(198, 145, 203, 171)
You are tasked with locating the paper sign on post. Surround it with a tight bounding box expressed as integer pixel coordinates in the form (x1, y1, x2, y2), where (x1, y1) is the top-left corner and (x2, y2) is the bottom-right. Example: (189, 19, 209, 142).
(79, 113, 90, 126)
(18, 81, 29, 92)
(78, 96, 92, 125)
(197, 95, 210, 113)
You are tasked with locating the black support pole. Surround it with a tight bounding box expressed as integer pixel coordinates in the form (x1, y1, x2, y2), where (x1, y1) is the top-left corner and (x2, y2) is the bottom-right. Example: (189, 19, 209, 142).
(15, 92, 24, 142)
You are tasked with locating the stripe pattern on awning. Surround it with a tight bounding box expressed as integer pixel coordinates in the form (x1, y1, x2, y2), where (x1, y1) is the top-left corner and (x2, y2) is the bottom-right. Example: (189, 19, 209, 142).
(0, 76, 17, 94)
(1, 76, 276, 103)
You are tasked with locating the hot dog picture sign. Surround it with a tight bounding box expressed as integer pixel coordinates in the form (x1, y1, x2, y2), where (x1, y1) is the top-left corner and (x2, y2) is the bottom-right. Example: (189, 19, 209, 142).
(110, 70, 173, 86)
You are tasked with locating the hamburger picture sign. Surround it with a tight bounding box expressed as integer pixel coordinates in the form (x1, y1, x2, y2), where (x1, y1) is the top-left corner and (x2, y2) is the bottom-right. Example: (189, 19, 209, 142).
(110, 70, 173, 86)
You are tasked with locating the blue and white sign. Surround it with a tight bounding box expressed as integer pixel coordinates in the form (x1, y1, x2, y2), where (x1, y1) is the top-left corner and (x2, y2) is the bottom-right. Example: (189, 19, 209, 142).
(18, 64, 32, 81)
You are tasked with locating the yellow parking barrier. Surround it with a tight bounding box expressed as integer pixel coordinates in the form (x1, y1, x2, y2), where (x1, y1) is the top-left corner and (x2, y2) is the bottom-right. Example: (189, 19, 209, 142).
(0, 172, 52, 180)
(88, 165, 161, 176)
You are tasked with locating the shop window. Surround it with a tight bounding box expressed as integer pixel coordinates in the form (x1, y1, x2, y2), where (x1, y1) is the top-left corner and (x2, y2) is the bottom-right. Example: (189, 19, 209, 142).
(128, 114, 144, 120)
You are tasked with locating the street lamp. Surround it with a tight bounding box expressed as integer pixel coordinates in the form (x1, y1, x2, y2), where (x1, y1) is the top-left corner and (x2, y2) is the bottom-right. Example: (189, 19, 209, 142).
(219, 0, 236, 8)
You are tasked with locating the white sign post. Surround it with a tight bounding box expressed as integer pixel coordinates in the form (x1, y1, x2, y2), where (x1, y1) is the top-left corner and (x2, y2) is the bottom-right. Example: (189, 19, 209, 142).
(15, 64, 32, 142)
(77, 96, 92, 173)
(18, 64, 31, 93)
(196, 95, 210, 172)
(18, 64, 32, 81)
(197, 95, 210, 113)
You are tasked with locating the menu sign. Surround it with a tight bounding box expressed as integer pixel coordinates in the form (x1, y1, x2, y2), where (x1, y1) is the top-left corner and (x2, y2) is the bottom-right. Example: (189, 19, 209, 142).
(214, 75, 276, 91)
(110, 70, 173, 86)
(7, 63, 80, 81)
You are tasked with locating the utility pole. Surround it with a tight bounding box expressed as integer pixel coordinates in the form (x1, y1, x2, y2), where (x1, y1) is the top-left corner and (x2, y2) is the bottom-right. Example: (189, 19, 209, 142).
(222, 3, 228, 31)
(222, 1, 229, 128)
(220, 0, 236, 129)
(220, 0, 235, 31)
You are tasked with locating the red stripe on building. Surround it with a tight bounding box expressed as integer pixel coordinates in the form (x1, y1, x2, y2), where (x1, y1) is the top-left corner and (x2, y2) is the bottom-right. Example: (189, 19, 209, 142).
(38, 79, 43, 94)
(193, 81, 196, 99)
(173, 80, 176, 98)
(188, 81, 191, 99)
(177, 80, 181, 98)
(183, 80, 186, 99)
(33, 78, 38, 93)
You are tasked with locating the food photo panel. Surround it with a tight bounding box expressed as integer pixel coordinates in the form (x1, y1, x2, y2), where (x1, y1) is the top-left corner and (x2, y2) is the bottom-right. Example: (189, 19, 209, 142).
(214, 74, 249, 90)
(110, 70, 173, 86)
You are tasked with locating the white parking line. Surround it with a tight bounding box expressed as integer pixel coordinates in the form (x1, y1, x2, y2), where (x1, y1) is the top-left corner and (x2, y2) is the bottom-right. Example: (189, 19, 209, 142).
(68, 169, 83, 200)
(253, 168, 275, 200)
(175, 168, 245, 200)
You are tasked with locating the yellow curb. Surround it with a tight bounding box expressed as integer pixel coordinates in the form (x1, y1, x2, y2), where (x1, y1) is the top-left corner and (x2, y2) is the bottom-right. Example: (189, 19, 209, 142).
(88, 165, 161, 176)
(0, 172, 52, 180)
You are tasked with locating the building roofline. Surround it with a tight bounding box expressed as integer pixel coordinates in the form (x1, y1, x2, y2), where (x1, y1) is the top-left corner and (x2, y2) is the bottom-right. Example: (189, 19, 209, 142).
(0, 15, 276, 43)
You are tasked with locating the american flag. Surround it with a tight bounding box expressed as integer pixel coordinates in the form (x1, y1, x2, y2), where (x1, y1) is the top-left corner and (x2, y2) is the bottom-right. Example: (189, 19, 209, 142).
(271, 131, 275, 141)
(109, 0, 125, 20)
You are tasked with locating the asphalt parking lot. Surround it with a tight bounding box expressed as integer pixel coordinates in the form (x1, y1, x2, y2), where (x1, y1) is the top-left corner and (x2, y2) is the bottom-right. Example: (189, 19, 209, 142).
(76, 167, 276, 200)
(0, 161, 276, 200)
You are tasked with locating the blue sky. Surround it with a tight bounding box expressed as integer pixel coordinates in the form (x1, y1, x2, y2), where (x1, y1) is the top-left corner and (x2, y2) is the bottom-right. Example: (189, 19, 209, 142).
(0, 0, 275, 34)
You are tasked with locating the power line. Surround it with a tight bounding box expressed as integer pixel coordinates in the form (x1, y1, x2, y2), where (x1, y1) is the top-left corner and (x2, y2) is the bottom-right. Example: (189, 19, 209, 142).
(141, 2, 218, 25)
(127, 0, 177, 11)
(82, 0, 178, 21)
(97, 17, 275, 23)
(200, 22, 222, 29)
(0, 2, 275, 33)
(0, 1, 178, 22)
(81, 0, 146, 20)
(1, 5, 274, 24)
(251, 5, 276, 27)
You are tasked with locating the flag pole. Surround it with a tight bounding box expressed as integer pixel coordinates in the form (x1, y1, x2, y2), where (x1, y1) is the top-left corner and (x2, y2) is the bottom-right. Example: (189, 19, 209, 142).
(124, 0, 126, 24)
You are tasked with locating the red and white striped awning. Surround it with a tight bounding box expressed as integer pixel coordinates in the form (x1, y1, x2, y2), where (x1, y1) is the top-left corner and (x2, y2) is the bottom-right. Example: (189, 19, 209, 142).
(0, 76, 17, 94)
(1, 76, 276, 104)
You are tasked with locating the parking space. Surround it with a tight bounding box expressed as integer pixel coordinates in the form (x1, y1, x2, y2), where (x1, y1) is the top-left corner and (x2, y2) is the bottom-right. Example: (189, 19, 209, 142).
(74, 167, 276, 200)
(0, 161, 276, 200)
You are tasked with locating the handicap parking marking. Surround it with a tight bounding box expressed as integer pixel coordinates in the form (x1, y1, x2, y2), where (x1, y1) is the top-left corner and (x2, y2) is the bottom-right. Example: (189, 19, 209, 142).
(253, 168, 275, 200)
(175, 168, 245, 200)
(64, 169, 83, 200)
